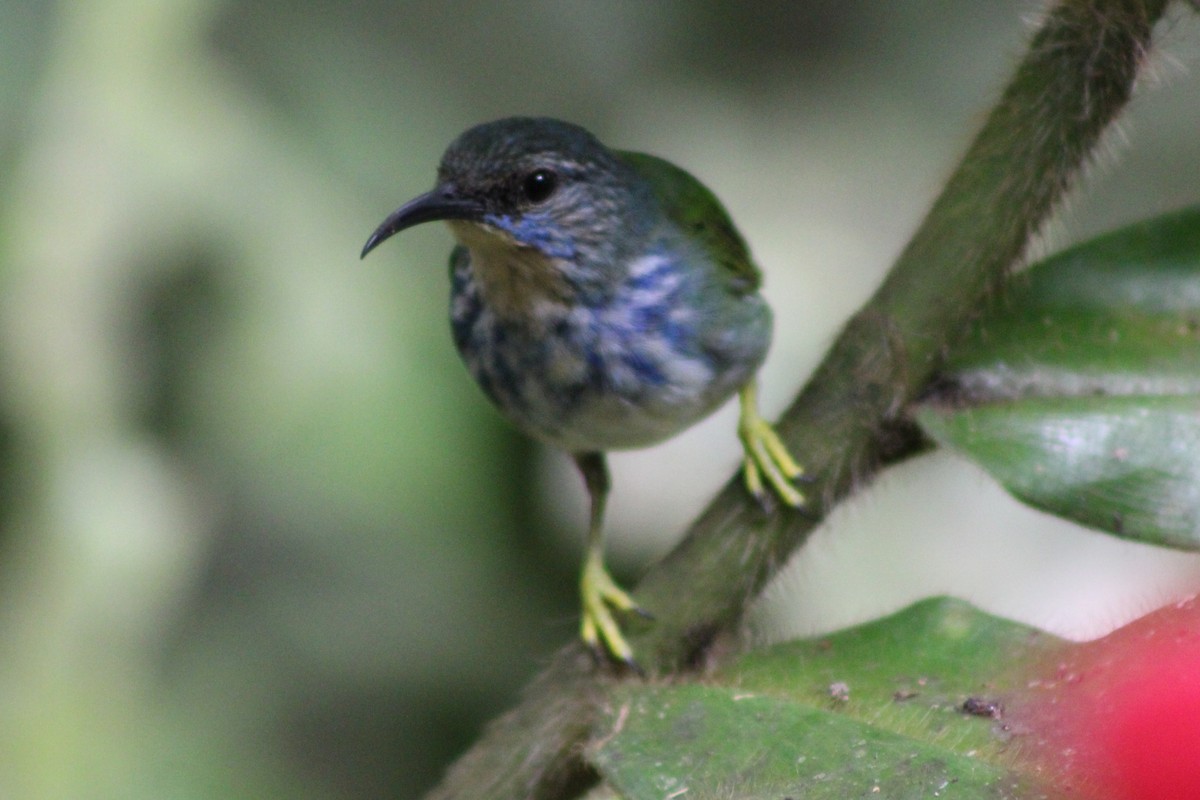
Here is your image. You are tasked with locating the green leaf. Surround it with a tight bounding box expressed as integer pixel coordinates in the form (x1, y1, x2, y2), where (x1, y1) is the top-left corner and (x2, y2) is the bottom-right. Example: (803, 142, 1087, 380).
(588, 598, 1063, 799)
(918, 396, 1200, 547)
(916, 206, 1200, 547)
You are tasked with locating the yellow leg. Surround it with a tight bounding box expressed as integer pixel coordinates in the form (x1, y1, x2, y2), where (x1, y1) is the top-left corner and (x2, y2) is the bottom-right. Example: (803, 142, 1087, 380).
(574, 452, 645, 668)
(738, 382, 805, 507)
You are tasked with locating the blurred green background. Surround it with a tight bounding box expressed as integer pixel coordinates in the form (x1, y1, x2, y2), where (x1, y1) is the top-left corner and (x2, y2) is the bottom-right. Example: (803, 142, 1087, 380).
(1, 2, 1199, 798)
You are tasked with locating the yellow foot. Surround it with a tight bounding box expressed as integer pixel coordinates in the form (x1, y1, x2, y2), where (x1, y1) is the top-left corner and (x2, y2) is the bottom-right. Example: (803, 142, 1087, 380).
(580, 552, 646, 668)
(738, 383, 805, 508)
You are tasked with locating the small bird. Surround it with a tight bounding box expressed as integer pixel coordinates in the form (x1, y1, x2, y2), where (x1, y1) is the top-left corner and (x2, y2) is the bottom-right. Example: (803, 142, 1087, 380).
(362, 117, 803, 668)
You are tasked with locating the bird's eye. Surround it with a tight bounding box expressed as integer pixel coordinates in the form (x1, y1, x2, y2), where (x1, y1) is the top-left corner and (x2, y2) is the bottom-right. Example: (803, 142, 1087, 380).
(522, 169, 558, 203)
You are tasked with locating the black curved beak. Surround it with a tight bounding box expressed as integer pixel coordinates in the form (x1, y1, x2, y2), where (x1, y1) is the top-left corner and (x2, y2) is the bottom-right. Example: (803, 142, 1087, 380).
(360, 185, 484, 259)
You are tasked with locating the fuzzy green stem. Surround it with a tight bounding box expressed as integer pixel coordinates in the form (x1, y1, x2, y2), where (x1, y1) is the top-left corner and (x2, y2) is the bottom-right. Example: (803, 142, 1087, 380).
(426, 2, 1173, 797)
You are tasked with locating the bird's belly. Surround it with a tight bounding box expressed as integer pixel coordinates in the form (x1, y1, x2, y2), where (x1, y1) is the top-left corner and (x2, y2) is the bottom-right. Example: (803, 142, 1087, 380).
(476, 336, 745, 452)
(520, 347, 733, 452)
(451, 293, 768, 453)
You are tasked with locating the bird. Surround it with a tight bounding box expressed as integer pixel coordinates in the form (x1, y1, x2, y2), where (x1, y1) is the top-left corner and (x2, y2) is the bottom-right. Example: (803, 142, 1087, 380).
(361, 117, 803, 668)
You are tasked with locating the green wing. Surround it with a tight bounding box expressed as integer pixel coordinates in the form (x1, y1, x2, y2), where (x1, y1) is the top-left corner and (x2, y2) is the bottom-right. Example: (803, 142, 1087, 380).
(617, 150, 762, 294)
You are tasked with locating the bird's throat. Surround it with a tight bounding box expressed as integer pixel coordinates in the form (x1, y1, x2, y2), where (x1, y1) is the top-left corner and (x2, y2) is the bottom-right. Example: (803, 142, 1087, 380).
(448, 220, 571, 320)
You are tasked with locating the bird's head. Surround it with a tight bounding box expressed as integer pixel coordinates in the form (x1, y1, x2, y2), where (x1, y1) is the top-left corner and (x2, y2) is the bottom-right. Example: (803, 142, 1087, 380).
(361, 117, 652, 274)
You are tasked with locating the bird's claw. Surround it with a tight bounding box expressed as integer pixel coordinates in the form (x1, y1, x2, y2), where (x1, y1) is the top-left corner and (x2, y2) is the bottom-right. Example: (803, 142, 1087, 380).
(580, 551, 648, 671)
(739, 384, 805, 508)
(581, 554, 648, 671)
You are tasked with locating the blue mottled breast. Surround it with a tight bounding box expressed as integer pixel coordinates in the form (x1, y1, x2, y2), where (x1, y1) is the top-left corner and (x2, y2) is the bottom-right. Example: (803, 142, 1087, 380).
(447, 239, 771, 454)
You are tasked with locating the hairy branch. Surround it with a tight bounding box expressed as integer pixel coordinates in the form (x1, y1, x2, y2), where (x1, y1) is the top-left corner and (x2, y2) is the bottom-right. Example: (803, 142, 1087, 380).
(426, 1, 1172, 797)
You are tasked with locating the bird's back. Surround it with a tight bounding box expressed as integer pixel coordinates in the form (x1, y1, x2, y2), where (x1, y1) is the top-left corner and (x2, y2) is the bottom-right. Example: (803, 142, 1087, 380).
(616, 151, 763, 296)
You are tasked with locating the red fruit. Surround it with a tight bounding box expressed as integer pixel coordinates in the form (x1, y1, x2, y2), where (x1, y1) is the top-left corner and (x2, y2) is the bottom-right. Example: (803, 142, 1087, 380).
(1018, 596, 1200, 800)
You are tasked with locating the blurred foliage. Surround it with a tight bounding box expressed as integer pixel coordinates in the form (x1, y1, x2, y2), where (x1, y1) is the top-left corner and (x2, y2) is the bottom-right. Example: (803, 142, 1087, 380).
(0, 2, 1196, 799)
